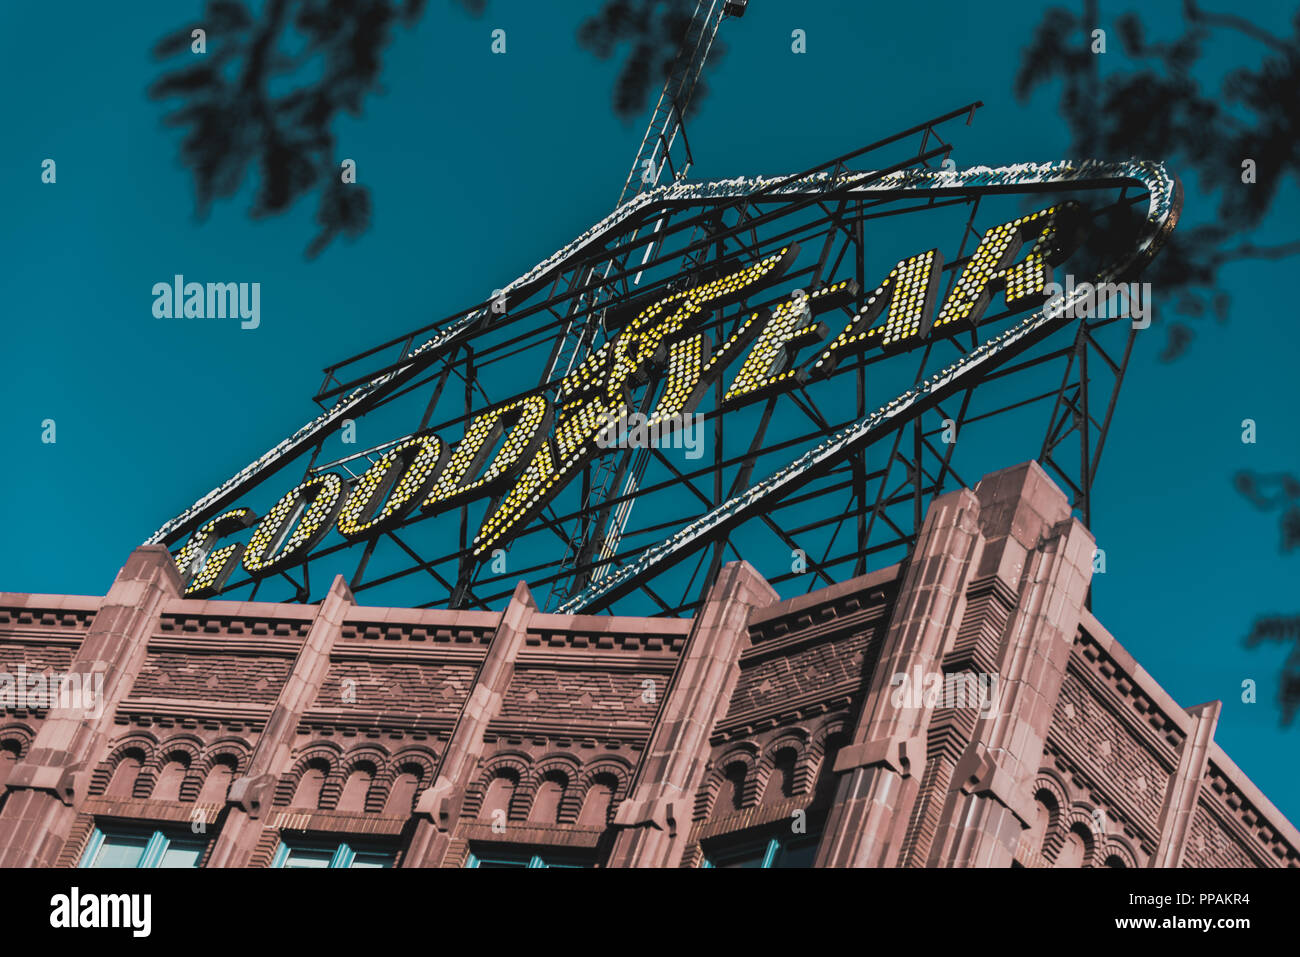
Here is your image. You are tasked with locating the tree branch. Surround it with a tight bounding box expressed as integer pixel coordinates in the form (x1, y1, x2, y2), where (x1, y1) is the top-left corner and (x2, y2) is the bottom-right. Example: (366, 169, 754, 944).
(1183, 0, 1293, 52)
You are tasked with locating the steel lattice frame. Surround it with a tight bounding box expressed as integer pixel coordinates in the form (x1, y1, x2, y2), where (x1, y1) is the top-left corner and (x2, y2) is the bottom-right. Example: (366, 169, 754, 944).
(145, 103, 1179, 618)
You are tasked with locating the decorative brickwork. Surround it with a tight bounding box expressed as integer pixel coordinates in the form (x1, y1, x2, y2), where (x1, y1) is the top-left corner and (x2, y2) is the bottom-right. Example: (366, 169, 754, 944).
(133, 651, 293, 704)
(0, 604, 97, 633)
(315, 658, 476, 716)
(1050, 669, 1171, 835)
(0, 462, 1294, 868)
(0, 642, 76, 683)
(497, 667, 663, 731)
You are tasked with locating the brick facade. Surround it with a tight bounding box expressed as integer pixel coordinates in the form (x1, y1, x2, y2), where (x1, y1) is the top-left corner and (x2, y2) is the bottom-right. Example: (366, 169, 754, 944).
(0, 461, 1295, 868)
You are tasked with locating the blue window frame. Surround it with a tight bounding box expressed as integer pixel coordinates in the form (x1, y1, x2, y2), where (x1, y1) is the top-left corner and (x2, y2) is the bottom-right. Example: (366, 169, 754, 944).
(465, 845, 593, 868)
(702, 826, 823, 868)
(79, 823, 206, 868)
(272, 836, 396, 868)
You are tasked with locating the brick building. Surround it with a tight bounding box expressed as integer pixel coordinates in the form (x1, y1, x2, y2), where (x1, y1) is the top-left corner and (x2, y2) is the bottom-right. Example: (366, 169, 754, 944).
(0, 461, 1295, 868)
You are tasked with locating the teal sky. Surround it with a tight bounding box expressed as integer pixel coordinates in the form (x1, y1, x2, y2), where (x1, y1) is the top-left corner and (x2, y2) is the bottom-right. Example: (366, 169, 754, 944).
(2, 1, 1298, 822)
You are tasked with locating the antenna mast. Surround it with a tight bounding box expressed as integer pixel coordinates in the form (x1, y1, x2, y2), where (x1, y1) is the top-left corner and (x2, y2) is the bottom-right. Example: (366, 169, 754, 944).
(545, 0, 746, 608)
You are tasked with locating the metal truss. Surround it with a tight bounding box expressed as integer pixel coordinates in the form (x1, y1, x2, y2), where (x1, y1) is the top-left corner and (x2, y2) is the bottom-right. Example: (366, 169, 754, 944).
(144, 104, 1179, 620)
(543, 0, 737, 596)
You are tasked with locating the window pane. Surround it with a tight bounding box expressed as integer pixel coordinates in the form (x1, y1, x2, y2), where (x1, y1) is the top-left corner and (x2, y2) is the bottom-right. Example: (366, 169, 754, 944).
(158, 839, 205, 868)
(704, 827, 824, 868)
(280, 839, 395, 868)
(468, 846, 591, 868)
(90, 834, 149, 868)
(774, 835, 820, 868)
(715, 853, 766, 867)
(705, 839, 770, 868)
(283, 847, 335, 868)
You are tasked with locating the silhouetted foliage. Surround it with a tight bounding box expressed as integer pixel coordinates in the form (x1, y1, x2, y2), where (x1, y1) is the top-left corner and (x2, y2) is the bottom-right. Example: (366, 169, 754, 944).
(151, 0, 705, 257)
(576, 0, 722, 121)
(152, 2, 1300, 718)
(1236, 469, 1300, 721)
(1244, 616, 1300, 726)
(1236, 470, 1300, 553)
(151, 0, 438, 257)
(1018, 2, 1300, 725)
(1016, 1, 1300, 361)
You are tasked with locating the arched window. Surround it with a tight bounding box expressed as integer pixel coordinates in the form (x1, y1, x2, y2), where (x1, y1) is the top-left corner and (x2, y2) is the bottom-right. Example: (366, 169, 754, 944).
(1020, 792, 1055, 862)
(762, 748, 798, 804)
(1103, 854, 1127, 868)
(529, 772, 567, 824)
(0, 740, 20, 790)
(1056, 824, 1091, 868)
(384, 767, 423, 816)
(152, 752, 191, 802)
(106, 750, 145, 798)
(577, 774, 617, 827)
(712, 762, 748, 819)
(291, 759, 330, 809)
(197, 756, 237, 805)
(336, 762, 376, 813)
(479, 771, 517, 822)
